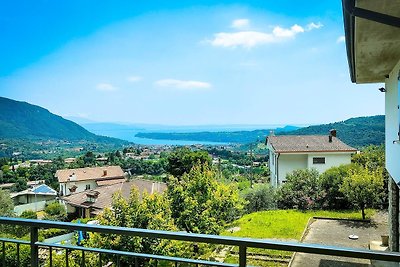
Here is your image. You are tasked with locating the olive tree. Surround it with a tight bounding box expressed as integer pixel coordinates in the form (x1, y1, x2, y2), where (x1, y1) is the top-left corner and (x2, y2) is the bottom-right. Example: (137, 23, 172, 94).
(340, 168, 383, 219)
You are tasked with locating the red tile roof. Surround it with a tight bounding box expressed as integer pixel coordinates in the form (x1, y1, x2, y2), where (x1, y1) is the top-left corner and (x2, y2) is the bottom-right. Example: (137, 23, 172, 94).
(62, 179, 167, 212)
(56, 166, 125, 183)
(267, 135, 357, 153)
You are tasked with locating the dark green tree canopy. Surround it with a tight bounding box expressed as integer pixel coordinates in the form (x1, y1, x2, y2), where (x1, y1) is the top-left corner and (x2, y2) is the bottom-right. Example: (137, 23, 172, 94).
(166, 147, 211, 177)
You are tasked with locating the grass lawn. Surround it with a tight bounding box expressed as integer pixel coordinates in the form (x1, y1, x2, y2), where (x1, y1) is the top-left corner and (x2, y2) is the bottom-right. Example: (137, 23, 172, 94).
(222, 209, 374, 240)
(36, 211, 46, 219)
(220, 209, 375, 266)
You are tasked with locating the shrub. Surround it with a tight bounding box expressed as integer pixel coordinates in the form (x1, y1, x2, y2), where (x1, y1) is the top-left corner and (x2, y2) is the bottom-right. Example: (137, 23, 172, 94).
(319, 164, 358, 209)
(44, 202, 67, 221)
(276, 169, 322, 210)
(242, 184, 276, 213)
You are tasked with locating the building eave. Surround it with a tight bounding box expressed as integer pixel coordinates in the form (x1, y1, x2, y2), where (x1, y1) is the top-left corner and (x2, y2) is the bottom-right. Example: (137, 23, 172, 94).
(342, 0, 400, 84)
(276, 149, 358, 154)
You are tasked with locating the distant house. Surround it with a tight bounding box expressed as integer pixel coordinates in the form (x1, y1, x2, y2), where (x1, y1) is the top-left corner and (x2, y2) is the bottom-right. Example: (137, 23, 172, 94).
(266, 131, 357, 187)
(11, 184, 57, 206)
(30, 159, 53, 165)
(64, 158, 77, 164)
(61, 179, 167, 218)
(0, 183, 15, 190)
(56, 166, 126, 196)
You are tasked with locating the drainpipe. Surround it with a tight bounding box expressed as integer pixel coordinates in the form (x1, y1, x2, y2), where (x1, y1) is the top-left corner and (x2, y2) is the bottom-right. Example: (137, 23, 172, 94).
(276, 153, 280, 186)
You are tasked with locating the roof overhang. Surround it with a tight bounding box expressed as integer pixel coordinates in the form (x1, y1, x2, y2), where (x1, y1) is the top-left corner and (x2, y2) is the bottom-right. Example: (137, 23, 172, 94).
(342, 0, 400, 83)
(276, 150, 358, 154)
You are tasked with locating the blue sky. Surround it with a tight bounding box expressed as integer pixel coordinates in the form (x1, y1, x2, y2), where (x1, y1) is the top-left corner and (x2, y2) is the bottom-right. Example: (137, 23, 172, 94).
(0, 0, 384, 126)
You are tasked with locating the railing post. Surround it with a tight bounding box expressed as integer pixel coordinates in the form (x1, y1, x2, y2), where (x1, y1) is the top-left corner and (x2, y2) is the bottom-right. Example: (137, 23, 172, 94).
(30, 227, 39, 267)
(239, 245, 246, 267)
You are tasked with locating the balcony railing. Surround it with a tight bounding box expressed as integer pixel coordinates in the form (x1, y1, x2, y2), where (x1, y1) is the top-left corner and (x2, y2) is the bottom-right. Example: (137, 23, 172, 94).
(0, 216, 399, 266)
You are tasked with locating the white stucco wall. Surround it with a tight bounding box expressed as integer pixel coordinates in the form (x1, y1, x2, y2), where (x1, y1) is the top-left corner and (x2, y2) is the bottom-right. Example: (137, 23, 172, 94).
(60, 180, 98, 196)
(278, 154, 308, 184)
(385, 59, 400, 184)
(269, 152, 353, 186)
(268, 148, 277, 187)
(306, 153, 353, 173)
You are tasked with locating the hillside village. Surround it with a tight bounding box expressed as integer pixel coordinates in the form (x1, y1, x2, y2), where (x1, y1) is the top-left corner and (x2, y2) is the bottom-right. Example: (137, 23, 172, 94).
(1, 0, 399, 266)
(0, 129, 388, 265)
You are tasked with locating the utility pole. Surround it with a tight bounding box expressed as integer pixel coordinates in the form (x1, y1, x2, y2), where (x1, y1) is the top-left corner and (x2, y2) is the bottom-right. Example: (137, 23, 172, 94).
(250, 144, 254, 188)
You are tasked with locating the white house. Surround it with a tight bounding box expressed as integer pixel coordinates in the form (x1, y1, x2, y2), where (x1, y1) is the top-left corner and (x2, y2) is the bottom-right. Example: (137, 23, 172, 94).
(341, 0, 400, 251)
(10, 184, 57, 215)
(266, 131, 357, 187)
(56, 166, 126, 196)
(11, 184, 57, 205)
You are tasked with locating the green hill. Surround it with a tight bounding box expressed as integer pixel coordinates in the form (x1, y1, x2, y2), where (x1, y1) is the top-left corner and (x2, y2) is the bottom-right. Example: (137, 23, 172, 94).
(282, 115, 384, 148)
(0, 97, 126, 144)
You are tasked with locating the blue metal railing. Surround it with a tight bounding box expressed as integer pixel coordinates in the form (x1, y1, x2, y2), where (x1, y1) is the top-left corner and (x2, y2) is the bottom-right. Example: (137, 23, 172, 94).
(0, 216, 399, 266)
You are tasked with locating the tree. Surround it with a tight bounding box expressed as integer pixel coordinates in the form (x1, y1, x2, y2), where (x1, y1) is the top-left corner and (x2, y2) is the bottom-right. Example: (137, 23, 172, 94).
(167, 164, 244, 234)
(276, 169, 322, 210)
(340, 168, 383, 219)
(82, 151, 96, 166)
(14, 210, 38, 237)
(85, 188, 180, 266)
(352, 145, 388, 208)
(44, 202, 67, 221)
(166, 147, 211, 177)
(0, 189, 14, 217)
(242, 184, 276, 213)
(319, 164, 359, 209)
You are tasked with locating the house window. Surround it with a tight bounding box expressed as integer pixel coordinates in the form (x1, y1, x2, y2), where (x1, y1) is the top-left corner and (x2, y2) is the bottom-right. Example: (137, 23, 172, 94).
(86, 184, 91, 190)
(313, 157, 325, 164)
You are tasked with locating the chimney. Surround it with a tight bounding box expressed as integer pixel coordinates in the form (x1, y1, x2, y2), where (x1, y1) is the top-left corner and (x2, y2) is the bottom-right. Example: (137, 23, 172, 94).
(330, 129, 337, 137)
(328, 135, 332, 143)
(103, 170, 107, 176)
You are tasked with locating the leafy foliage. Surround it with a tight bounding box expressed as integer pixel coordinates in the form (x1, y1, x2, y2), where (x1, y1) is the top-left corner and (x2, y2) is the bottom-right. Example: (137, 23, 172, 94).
(242, 184, 276, 213)
(318, 164, 358, 209)
(166, 147, 211, 177)
(44, 202, 67, 221)
(0, 189, 14, 216)
(85, 188, 181, 266)
(340, 168, 384, 219)
(167, 164, 244, 234)
(276, 169, 322, 210)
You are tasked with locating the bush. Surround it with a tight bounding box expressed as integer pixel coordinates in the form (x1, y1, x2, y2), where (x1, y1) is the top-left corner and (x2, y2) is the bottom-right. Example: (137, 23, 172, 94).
(44, 202, 67, 221)
(242, 184, 276, 213)
(319, 164, 358, 209)
(277, 169, 322, 210)
(20, 210, 37, 219)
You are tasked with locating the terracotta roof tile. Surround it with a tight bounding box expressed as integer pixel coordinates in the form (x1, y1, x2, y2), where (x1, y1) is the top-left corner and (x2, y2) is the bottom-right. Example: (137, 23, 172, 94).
(96, 178, 126, 186)
(62, 179, 167, 211)
(56, 166, 125, 183)
(267, 135, 357, 153)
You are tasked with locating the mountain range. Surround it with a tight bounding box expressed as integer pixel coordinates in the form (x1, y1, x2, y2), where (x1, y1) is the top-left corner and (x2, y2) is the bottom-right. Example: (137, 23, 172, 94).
(0, 97, 126, 145)
(135, 116, 384, 148)
(282, 115, 384, 148)
(0, 96, 385, 152)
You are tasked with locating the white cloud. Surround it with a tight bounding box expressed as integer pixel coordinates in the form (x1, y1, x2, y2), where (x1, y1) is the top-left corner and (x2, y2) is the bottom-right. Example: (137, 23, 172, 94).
(231, 19, 250, 29)
(155, 79, 211, 90)
(306, 22, 323, 31)
(96, 83, 117, 91)
(272, 24, 304, 38)
(209, 22, 322, 49)
(126, 76, 142, 82)
(337, 35, 346, 43)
